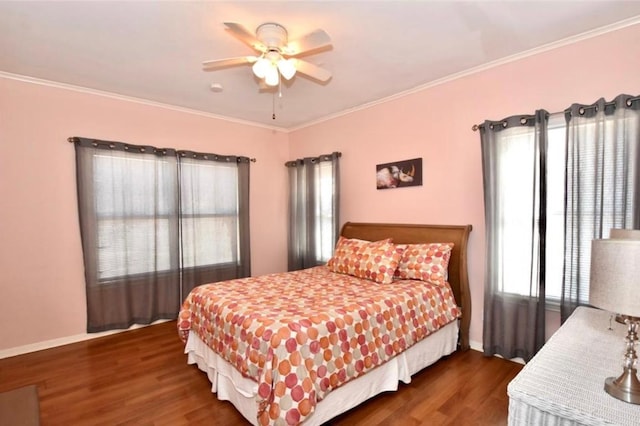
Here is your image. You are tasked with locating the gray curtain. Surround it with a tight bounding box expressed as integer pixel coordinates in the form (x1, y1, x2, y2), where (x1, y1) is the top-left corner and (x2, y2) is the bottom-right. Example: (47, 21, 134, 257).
(480, 111, 548, 362)
(561, 94, 640, 322)
(74, 138, 251, 332)
(75, 138, 180, 332)
(287, 152, 341, 271)
(178, 151, 251, 298)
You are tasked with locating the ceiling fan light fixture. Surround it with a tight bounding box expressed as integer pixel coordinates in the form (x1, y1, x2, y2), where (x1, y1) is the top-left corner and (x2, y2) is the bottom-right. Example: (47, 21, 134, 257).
(252, 57, 270, 79)
(264, 64, 280, 86)
(277, 58, 297, 80)
(204, 22, 332, 90)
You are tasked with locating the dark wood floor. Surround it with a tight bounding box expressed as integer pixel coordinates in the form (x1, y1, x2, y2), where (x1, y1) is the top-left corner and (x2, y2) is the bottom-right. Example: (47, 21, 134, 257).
(0, 321, 522, 425)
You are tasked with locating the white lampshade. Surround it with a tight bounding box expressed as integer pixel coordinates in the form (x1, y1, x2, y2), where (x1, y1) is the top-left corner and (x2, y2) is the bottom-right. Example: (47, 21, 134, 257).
(264, 64, 280, 86)
(589, 237, 640, 318)
(277, 59, 297, 80)
(252, 57, 270, 79)
(610, 228, 640, 239)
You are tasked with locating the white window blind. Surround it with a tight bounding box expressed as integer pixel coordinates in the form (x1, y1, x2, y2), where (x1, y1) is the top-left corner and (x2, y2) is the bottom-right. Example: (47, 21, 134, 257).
(498, 114, 565, 301)
(315, 160, 335, 263)
(94, 152, 243, 281)
(95, 154, 176, 280)
(500, 112, 634, 304)
(179, 160, 239, 268)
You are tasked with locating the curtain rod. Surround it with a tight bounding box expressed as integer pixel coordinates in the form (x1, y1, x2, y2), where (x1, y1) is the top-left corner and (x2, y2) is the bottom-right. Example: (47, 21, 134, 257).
(471, 95, 640, 132)
(67, 137, 256, 162)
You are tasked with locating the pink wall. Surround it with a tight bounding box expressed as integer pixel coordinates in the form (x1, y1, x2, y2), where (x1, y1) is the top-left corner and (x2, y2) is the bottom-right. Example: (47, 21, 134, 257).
(0, 78, 289, 350)
(289, 23, 640, 347)
(1, 23, 638, 353)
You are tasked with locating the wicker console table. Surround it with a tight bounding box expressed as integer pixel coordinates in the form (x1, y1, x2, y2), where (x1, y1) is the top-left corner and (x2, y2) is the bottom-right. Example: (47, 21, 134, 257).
(507, 306, 640, 425)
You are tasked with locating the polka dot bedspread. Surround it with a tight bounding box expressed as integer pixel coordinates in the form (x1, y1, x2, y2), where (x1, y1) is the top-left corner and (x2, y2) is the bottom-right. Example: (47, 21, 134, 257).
(178, 265, 460, 425)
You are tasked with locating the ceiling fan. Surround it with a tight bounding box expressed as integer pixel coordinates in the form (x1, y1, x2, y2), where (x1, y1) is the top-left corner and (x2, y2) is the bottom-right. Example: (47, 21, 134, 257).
(202, 22, 332, 87)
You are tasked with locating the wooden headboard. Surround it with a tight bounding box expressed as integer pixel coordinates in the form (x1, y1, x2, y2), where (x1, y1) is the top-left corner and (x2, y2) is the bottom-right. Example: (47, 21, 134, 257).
(340, 222, 473, 351)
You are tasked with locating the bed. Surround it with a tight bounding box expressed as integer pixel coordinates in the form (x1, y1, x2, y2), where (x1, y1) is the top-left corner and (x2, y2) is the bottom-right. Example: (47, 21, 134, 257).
(178, 222, 472, 425)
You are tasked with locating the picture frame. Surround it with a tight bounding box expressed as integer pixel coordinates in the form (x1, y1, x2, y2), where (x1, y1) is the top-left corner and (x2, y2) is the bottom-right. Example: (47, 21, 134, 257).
(376, 157, 423, 189)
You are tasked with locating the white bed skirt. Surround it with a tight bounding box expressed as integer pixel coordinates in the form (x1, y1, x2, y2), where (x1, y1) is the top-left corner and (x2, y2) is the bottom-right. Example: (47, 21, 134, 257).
(185, 320, 459, 425)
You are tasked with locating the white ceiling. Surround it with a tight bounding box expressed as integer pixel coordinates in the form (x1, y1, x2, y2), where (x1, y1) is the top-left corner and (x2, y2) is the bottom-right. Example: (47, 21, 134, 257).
(1, 1, 640, 130)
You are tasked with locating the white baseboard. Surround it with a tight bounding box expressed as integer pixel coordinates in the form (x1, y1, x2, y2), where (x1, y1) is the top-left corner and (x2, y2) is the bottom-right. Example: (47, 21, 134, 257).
(467, 339, 524, 364)
(0, 320, 169, 359)
(469, 339, 482, 352)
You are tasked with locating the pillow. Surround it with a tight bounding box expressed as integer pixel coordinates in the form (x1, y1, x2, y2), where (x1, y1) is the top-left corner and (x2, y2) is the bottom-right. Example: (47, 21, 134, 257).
(394, 242, 454, 285)
(327, 237, 400, 284)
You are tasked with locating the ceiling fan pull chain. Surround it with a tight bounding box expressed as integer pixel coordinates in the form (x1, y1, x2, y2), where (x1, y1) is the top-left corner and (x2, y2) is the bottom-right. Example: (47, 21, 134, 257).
(272, 91, 276, 120)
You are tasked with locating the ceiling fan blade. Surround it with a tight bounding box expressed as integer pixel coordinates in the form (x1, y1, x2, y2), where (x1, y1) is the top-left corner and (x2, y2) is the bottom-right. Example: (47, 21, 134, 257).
(202, 56, 257, 71)
(294, 59, 332, 82)
(223, 22, 265, 52)
(285, 29, 331, 56)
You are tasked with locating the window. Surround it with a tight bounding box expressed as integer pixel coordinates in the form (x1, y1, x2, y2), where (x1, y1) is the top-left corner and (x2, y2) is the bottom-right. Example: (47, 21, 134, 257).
(94, 154, 243, 281)
(287, 152, 340, 271)
(74, 137, 250, 332)
(315, 161, 336, 262)
(94, 153, 178, 281)
(482, 95, 639, 360)
(492, 125, 542, 297)
(544, 115, 567, 301)
(496, 113, 565, 301)
(180, 160, 240, 268)
(499, 112, 635, 305)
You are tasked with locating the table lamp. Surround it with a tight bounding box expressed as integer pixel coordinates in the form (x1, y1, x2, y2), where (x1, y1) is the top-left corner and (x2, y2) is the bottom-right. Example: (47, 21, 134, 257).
(589, 229, 640, 404)
(610, 229, 640, 239)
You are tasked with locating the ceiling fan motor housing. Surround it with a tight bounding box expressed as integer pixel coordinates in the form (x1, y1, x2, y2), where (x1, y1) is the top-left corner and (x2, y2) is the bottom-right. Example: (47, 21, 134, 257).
(256, 23, 288, 51)
(202, 22, 332, 85)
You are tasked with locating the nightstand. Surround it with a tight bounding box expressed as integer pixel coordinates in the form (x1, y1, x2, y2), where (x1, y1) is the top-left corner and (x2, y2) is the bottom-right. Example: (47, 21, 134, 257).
(507, 306, 640, 425)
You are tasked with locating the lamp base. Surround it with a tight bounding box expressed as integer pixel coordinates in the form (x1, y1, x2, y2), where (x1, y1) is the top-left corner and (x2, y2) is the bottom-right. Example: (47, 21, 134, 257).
(604, 368, 640, 404)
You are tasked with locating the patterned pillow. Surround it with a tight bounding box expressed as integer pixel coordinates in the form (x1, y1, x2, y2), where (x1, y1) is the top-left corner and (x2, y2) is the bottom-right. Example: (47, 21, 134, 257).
(394, 243, 454, 285)
(327, 237, 400, 284)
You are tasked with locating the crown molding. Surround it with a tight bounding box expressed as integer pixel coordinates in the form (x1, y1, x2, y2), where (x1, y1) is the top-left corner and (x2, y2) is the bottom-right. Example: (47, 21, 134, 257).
(290, 16, 640, 132)
(0, 71, 290, 133)
(3, 15, 639, 133)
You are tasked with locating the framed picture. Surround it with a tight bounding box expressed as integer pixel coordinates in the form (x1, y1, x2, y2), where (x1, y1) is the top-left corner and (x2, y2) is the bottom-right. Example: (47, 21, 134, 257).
(376, 157, 423, 189)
